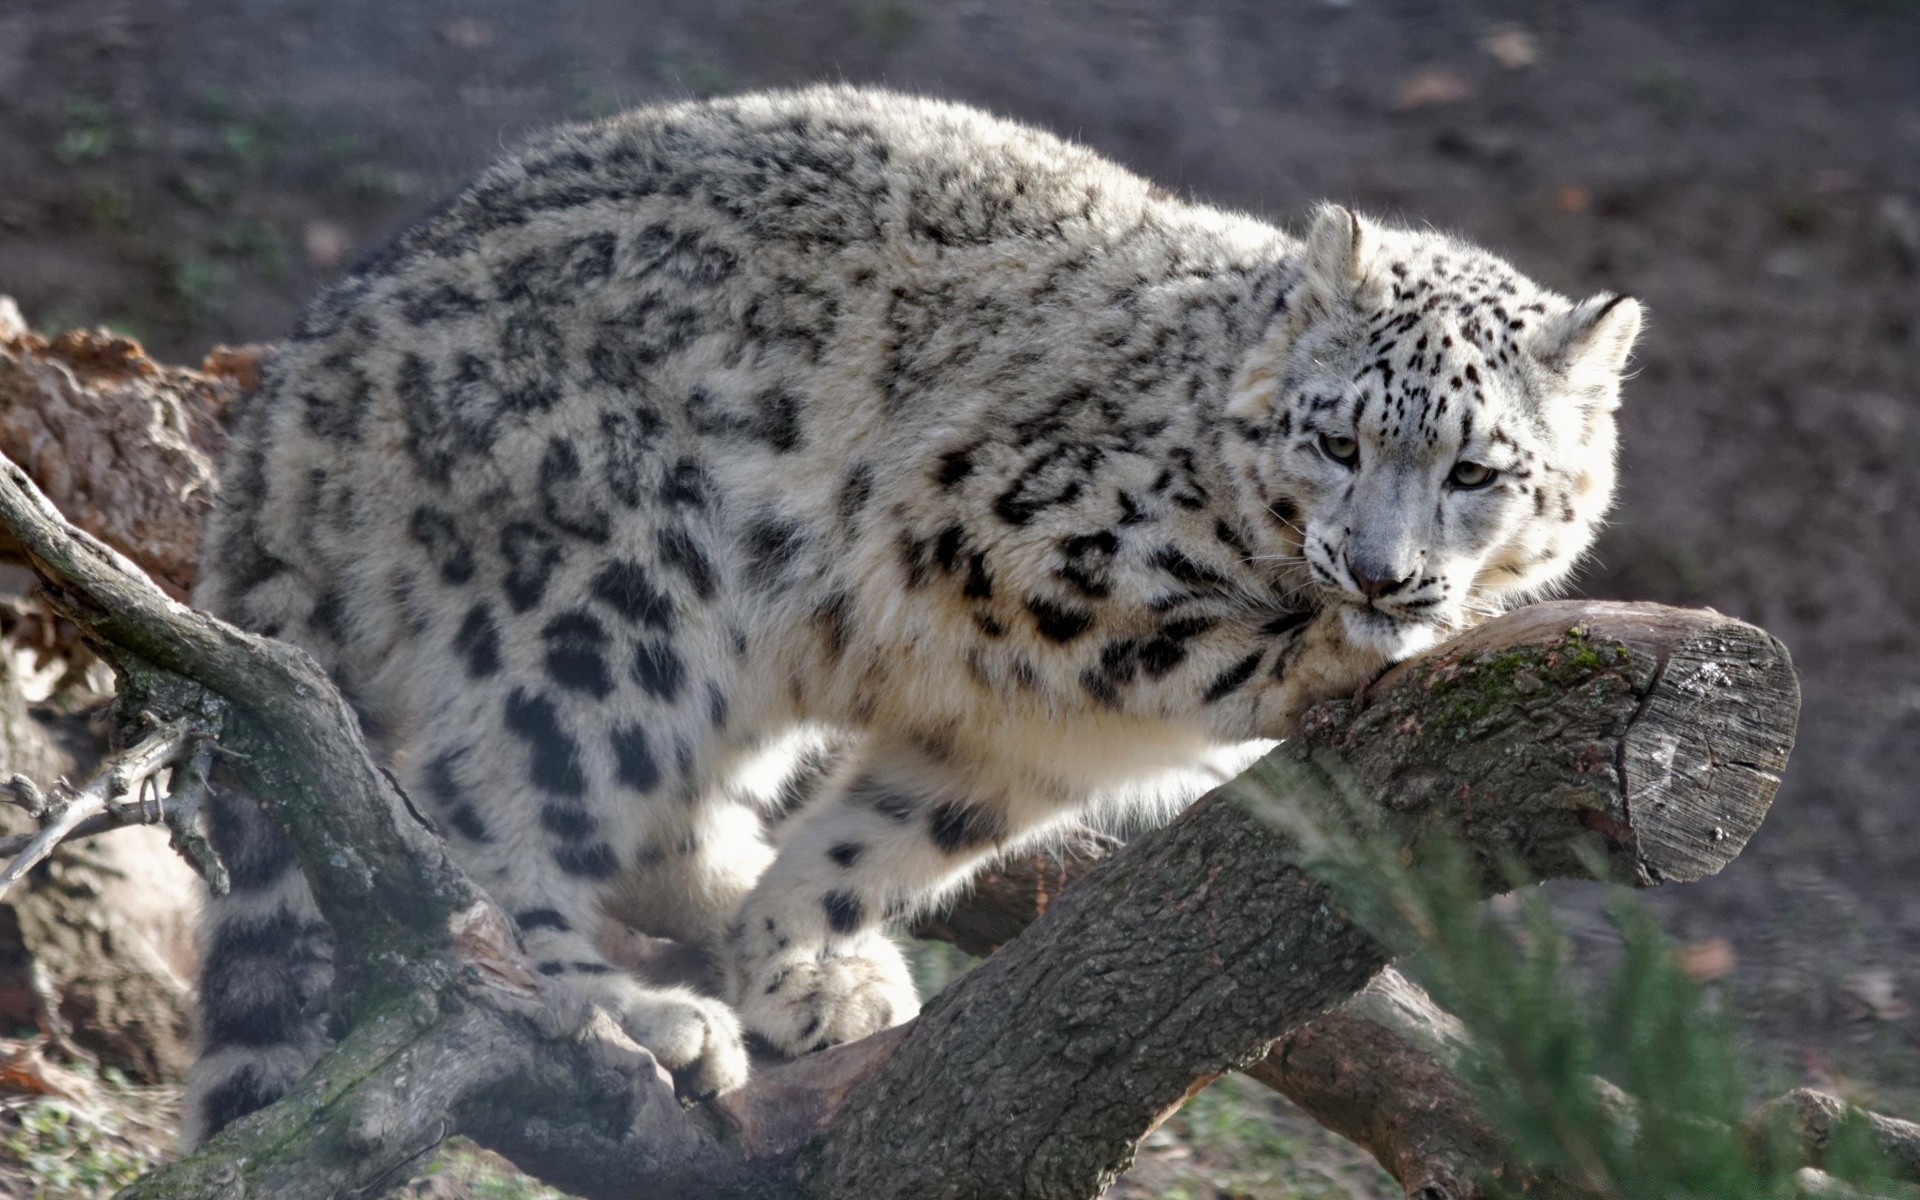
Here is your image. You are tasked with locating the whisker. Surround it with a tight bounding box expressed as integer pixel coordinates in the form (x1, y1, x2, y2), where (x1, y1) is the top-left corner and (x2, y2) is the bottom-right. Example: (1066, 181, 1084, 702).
(1241, 553, 1306, 565)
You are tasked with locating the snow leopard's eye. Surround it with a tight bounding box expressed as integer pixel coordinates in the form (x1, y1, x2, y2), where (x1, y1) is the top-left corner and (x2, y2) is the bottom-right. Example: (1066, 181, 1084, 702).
(1318, 433, 1359, 467)
(1448, 460, 1496, 489)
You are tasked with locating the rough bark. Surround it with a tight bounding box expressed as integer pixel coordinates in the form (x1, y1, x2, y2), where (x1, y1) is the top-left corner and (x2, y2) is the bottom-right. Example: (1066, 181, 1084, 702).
(911, 825, 1123, 956)
(0, 435, 1798, 1199)
(0, 305, 251, 1083)
(928, 838, 1526, 1198)
(1246, 971, 1506, 1199)
(0, 295, 254, 597)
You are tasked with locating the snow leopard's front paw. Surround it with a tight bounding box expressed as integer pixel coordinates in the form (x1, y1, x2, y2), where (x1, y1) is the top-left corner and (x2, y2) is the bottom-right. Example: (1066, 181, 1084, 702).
(727, 935, 920, 1055)
(573, 974, 750, 1099)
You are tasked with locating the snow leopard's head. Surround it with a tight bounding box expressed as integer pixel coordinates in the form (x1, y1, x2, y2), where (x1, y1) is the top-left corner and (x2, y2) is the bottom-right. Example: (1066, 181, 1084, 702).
(1223, 205, 1641, 659)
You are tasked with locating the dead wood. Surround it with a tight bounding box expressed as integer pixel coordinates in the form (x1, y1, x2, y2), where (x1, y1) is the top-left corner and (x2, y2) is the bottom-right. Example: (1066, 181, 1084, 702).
(0, 295, 255, 598)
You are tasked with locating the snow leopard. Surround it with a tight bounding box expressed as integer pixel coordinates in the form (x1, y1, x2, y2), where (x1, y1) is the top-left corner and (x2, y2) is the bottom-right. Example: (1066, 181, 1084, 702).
(184, 84, 1641, 1143)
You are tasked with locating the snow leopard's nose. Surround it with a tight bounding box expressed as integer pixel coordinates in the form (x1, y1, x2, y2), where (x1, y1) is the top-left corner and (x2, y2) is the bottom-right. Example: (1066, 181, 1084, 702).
(1344, 549, 1415, 600)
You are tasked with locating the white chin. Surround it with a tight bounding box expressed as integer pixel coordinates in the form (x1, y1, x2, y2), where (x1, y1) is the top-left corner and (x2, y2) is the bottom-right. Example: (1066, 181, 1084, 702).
(1338, 606, 1440, 661)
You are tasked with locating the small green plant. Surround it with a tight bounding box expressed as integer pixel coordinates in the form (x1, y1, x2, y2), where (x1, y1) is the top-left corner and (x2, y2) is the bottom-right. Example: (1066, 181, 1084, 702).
(56, 100, 116, 164)
(164, 253, 234, 322)
(220, 217, 291, 280)
(2, 1099, 155, 1199)
(82, 181, 134, 231)
(195, 86, 298, 172)
(1278, 802, 1917, 1200)
(170, 170, 230, 209)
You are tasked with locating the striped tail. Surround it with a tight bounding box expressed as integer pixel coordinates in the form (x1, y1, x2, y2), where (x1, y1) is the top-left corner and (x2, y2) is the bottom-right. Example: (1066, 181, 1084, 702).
(180, 782, 335, 1148)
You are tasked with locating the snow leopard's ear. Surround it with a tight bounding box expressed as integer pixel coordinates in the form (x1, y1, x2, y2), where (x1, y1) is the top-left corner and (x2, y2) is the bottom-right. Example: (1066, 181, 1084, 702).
(1533, 293, 1643, 380)
(1300, 204, 1371, 310)
(1229, 205, 1376, 422)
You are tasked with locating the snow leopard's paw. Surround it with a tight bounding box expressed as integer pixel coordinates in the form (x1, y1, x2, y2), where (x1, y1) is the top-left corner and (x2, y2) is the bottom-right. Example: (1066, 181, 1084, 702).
(727, 934, 920, 1055)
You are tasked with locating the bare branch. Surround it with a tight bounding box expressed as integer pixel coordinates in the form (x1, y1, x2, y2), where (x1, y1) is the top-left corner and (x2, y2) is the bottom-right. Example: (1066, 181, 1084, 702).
(0, 747, 227, 895)
(0, 447, 478, 969)
(0, 717, 201, 901)
(161, 735, 226, 893)
(2, 772, 49, 817)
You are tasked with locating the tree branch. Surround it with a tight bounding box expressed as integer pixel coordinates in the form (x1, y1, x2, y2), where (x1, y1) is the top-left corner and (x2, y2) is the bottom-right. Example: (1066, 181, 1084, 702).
(0, 734, 224, 891)
(789, 602, 1795, 1199)
(1750, 1089, 1920, 1184)
(0, 449, 475, 977)
(930, 845, 1560, 1198)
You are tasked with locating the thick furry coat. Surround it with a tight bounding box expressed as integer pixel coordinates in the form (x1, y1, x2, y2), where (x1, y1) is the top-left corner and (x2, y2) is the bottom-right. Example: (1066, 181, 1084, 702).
(186, 85, 1640, 1143)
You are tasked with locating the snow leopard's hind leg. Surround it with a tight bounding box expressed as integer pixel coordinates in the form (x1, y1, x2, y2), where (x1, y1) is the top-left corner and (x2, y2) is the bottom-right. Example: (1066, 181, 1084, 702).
(351, 480, 784, 1098)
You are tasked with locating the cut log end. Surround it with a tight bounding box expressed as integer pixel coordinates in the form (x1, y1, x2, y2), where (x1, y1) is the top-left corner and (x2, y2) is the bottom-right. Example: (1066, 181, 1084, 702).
(1621, 616, 1798, 883)
(1346, 600, 1799, 889)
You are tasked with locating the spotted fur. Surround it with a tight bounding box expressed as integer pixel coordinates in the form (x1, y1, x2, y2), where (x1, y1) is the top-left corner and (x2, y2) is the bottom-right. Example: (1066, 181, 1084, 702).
(184, 85, 1640, 1144)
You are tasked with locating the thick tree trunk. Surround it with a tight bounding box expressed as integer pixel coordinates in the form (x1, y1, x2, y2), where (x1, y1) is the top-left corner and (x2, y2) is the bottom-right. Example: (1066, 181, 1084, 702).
(932, 841, 1557, 1198)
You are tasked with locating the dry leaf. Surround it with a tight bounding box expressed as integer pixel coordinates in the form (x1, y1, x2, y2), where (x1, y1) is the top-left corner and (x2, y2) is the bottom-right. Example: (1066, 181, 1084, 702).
(1395, 69, 1476, 110)
(1677, 936, 1737, 982)
(1483, 24, 1538, 70)
(0, 1040, 96, 1101)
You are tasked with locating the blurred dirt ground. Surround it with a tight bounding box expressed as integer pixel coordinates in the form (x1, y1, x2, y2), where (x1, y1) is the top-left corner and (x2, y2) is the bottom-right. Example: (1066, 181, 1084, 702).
(0, 0, 1917, 1194)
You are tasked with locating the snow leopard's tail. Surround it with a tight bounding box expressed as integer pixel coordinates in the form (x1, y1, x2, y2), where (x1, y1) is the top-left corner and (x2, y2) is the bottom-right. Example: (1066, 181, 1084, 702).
(180, 780, 336, 1147)
(179, 340, 350, 1147)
